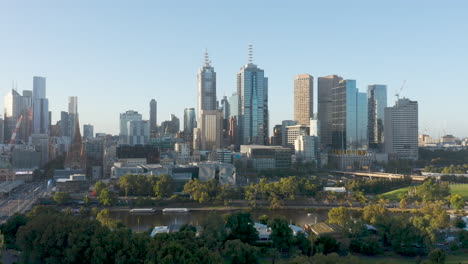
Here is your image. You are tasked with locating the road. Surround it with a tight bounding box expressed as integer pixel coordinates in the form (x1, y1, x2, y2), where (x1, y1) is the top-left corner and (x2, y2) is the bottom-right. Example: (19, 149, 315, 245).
(332, 170, 427, 181)
(0, 180, 49, 223)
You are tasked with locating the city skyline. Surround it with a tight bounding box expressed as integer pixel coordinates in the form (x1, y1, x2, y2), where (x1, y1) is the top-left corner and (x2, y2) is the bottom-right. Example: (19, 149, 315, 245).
(1, 1, 467, 137)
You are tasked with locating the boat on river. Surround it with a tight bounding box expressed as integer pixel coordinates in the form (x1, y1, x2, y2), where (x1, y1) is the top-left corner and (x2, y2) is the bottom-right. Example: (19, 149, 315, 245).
(162, 208, 189, 213)
(129, 208, 156, 214)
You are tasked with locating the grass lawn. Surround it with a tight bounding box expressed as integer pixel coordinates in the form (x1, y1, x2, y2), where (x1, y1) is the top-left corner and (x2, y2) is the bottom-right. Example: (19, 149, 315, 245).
(381, 184, 468, 201)
(356, 252, 468, 264)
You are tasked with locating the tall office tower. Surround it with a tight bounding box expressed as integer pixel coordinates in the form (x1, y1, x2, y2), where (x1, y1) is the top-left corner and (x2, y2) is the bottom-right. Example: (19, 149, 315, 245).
(30, 133, 50, 166)
(184, 108, 196, 134)
(228, 116, 238, 146)
(384, 98, 418, 160)
(4, 89, 22, 142)
(237, 46, 269, 145)
(220, 96, 230, 119)
(64, 118, 86, 169)
(368, 84, 387, 150)
(197, 50, 217, 122)
(68, 96, 79, 140)
(60, 111, 70, 137)
(126, 120, 150, 145)
(19, 90, 33, 142)
(331, 79, 368, 150)
(317, 75, 343, 148)
(119, 110, 142, 144)
(199, 110, 223, 151)
(0, 117, 4, 143)
(83, 124, 94, 140)
(150, 99, 157, 132)
(281, 120, 297, 147)
(228, 92, 239, 118)
(32, 76, 49, 134)
(294, 74, 314, 125)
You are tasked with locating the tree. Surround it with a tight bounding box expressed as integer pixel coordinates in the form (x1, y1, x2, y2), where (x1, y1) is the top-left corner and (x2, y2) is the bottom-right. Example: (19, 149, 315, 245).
(362, 204, 388, 225)
(292, 231, 311, 255)
(99, 188, 117, 206)
(327, 207, 351, 227)
(268, 218, 293, 253)
(183, 179, 210, 203)
(415, 178, 450, 201)
(200, 212, 227, 251)
(223, 239, 260, 264)
(96, 209, 120, 229)
(179, 224, 197, 233)
(154, 174, 174, 198)
(94, 180, 106, 196)
(0, 213, 28, 249)
(53, 192, 71, 205)
(313, 236, 340, 255)
(428, 249, 446, 264)
(225, 212, 259, 244)
(83, 195, 90, 205)
(258, 215, 269, 225)
(458, 230, 468, 248)
(349, 236, 380, 255)
(399, 197, 408, 209)
(449, 194, 465, 210)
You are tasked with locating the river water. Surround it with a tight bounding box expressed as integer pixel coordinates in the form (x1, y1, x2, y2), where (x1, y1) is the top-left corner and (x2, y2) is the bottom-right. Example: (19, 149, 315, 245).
(110, 208, 330, 232)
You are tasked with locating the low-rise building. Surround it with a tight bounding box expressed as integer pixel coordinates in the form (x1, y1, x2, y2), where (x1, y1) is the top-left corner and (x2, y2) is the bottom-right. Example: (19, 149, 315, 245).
(240, 145, 292, 170)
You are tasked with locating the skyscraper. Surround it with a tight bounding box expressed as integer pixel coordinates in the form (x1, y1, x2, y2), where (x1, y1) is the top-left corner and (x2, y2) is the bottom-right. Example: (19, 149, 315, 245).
(331, 79, 368, 150)
(127, 120, 150, 145)
(119, 110, 142, 144)
(237, 46, 269, 145)
(32, 76, 49, 134)
(199, 110, 223, 151)
(0, 117, 4, 144)
(4, 89, 22, 142)
(197, 50, 217, 122)
(318, 75, 343, 149)
(368, 84, 387, 149)
(83, 124, 94, 140)
(150, 99, 157, 133)
(384, 98, 418, 160)
(294, 74, 313, 126)
(68, 96, 79, 141)
(184, 108, 196, 134)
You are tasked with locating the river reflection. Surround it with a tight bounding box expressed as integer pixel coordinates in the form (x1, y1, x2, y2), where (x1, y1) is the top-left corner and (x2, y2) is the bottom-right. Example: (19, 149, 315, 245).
(110, 209, 330, 232)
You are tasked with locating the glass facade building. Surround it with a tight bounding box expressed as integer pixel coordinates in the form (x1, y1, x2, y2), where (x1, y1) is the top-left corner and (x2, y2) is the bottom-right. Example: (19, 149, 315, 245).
(32, 76, 49, 134)
(332, 80, 368, 150)
(368, 84, 387, 149)
(237, 63, 269, 145)
(197, 53, 217, 123)
(183, 108, 196, 134)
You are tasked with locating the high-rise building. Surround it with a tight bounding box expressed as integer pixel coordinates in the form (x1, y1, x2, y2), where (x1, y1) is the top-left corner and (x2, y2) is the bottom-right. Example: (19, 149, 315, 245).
(199, 110, 223, 151)
(281, 120, 297, 147)
(4, 89, 22, 142)
(368, 84, 387, 149)
(295, 135, 319, 163)
(32, 76, 49, 135)
(220, 96, 230, 120)
(318, 75, 343, 149)
(160, 114, 180, 134)
(83, 124, 94, 140)
(331, 79, 368, 150)
(237, 47, 269, 145)
(294, 74, 313, 125)
(68, 96, 79, 140)
(150, 99, 157, 133)
(127, 120, 150, 145)
(60, 111, 70, 137)
(384, 98, 418, 160)
(197, 51, 217, 122)
(0, 117, 4, 144)
(285, 125, 310, 149)
(119, 110, 142, 144)
(270, 125, 282, 146)
(184, 108, 196, 134)
(68, 96, 78, 114)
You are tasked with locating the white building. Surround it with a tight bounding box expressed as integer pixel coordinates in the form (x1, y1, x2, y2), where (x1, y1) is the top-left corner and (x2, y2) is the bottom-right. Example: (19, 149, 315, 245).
(119, 110, 142, 144)
(384, 98, 418, 160)
(175, 142, 190, 164)
(286, 125, 309, 149)
(294, 135, 319, 163)
(126, 120, 149, 145)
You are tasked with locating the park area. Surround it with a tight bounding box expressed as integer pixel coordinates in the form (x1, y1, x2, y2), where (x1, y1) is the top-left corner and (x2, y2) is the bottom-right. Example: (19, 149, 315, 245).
(381, 184, 468, 201)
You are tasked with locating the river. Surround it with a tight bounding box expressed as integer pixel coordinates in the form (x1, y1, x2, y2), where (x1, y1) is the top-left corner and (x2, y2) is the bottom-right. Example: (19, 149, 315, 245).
(110, 208, 330, 232)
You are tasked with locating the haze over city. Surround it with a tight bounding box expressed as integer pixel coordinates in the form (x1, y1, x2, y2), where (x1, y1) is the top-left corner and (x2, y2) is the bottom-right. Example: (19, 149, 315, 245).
(1, 0, 467, 137)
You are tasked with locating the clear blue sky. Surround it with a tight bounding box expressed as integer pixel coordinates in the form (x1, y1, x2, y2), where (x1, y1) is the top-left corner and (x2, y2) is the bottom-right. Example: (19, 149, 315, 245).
(1, 0, 467, 137)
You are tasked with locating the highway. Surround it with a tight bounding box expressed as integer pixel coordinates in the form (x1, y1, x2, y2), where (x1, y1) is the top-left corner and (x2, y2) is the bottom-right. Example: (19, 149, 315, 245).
(0, 180, 49, 223)
(332, 171, 427, 181)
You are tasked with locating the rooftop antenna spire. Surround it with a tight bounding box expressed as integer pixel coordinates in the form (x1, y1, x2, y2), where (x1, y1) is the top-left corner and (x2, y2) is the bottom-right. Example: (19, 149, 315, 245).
(248, 44, 253, 63)
(204, 48, 210, 66)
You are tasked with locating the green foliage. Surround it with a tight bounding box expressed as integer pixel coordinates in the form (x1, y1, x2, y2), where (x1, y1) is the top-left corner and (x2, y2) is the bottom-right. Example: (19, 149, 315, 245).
(313, 236, 340, 255)
(53, 192, 72, 205)
(346, 176, 412, 195)
(96, 209, 121, 229)
(268, 218, 293, 253)
(223, 239, 260, 264)
(179, 224, 196, 233)
(0, 213, 28, 249)
(349, 236, 380, 255)
(327, 207, 351, 227)
(119, 174, 158, 197)
(98, 187, 117, 206)
(258, 214, 269, 225)
(449, 194, 465, 210)
(292, 231, 311, 256)
(428, 249, 446, 264)
(83, 195, 90, 205)
(414, 178, 450, 201)
(200, 212, 227, 251)
(183, 179, 222, 203)
(452, 216, 467, 229)
(153, 174, 175, 198)
(362, 204, 388, 225)
(419, 148, 468, 167)
(94, 180, 106, 196)
(225, 212, 259, 244)
(287, 253, 359, 264)
(458, 230, 468, 248)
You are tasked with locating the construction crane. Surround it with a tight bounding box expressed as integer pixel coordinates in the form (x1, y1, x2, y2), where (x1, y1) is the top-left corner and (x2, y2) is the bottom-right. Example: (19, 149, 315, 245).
(9, 114, 23, 145)
(395, 80, 406, 100)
